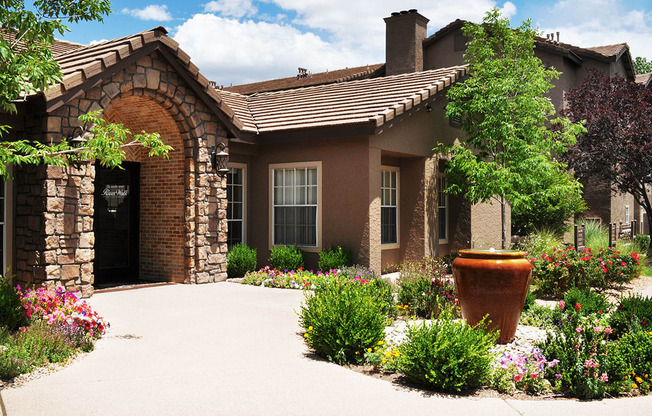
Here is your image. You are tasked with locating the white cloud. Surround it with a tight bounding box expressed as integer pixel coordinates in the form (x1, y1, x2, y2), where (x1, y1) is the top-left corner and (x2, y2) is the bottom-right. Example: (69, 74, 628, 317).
(122, 5, 173, 21)
(173, 14, 375, 85)
(173, 1, 515, 85)
(89, 39, 108, 46)
(204, 0, 257, 18)
(500, 2, 517, 18)
(538, 0, 652, 60)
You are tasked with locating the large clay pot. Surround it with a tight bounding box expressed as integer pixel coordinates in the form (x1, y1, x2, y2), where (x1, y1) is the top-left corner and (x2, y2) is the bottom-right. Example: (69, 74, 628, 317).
(452, 249, 533, 344)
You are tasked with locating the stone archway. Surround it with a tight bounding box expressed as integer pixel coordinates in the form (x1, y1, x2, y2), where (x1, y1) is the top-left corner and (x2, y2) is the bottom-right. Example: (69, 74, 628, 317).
(14, 49, 229, 296)
(102, 95, 186, 283)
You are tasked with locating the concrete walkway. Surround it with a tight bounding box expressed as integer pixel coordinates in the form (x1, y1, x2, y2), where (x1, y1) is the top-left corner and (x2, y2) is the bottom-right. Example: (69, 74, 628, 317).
(2, 282, 652, 415)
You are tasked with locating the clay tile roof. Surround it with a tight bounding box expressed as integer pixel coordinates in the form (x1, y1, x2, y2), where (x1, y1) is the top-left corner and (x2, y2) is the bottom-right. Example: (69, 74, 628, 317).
(0, 29, 85, 56)
(636, 73, 652, 87)
(36, 26, 242, 129)
(220, 65, 467, 134)
(584, 43, 629, 59)
(223, 64, 386, 95)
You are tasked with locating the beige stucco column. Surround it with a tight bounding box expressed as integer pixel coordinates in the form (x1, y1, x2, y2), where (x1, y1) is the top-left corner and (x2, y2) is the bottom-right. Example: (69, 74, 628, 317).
(470, 200, 509, 249)
(367, 146, 382, 274)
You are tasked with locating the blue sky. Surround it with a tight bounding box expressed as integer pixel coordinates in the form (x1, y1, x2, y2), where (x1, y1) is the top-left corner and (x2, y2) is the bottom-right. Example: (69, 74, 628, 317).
(58, 1, 652, 86)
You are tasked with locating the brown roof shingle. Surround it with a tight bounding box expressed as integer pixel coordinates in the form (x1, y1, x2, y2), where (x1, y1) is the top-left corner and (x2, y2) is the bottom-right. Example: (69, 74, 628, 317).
(223, 64, 385, 95)
(39, 26, 242, 130)
(220, 66, 467, 134)
(636, 73, 652, 87)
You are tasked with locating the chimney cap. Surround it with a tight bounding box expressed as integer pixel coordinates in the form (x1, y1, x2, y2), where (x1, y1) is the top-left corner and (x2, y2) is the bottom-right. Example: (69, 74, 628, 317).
(400, 10, 409, 15)
(391, 12, 400, 16)
(408, 9, 417, 13)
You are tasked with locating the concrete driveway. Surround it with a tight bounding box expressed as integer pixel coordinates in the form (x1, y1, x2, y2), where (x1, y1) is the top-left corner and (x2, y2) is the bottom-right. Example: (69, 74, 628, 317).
(2, 282, 652, 415)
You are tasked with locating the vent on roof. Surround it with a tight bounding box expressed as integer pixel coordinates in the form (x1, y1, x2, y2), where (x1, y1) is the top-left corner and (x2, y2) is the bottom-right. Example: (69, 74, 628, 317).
(546, 32, 560, 45)
(297, 67, 310, 79)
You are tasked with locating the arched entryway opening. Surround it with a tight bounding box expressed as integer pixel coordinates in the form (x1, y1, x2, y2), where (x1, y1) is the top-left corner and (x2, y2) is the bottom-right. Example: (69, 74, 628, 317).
(95, 95, 186, 286)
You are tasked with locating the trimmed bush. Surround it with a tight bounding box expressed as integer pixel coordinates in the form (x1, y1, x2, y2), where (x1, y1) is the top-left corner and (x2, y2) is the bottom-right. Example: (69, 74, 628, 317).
(317, 246, 352, 272)
(636, 234, 651, 254)
(609, 294, 652, 337)
(269, 245, 304, 271)
(227, 243, 257, 278)
(0, 275, 27, 331)
(299, 279, 387, 365)
(398, 311, 497, 392)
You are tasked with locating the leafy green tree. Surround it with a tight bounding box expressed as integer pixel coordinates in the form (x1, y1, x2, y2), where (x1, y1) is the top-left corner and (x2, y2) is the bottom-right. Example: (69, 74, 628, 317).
(0, 0, 171, 178)
(634, 56, 652, 75)
(442, 9, 585, 247)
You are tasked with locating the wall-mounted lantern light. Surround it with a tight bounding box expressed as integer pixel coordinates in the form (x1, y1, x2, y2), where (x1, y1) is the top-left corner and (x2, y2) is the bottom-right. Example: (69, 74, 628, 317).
(210, 142, 229, 176)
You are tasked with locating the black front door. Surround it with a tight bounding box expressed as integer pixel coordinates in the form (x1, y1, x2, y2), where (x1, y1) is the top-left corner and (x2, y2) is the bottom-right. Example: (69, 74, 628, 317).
(94, 162, 140, 284)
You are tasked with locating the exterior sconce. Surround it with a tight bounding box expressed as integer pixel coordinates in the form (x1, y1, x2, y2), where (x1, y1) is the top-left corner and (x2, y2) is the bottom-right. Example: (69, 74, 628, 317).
(426, 104, 433, 113)
(210, 142, 229, 176)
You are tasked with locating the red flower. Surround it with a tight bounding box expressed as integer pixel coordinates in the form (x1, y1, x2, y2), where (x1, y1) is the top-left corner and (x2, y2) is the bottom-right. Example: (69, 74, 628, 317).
(575, 303, 582, 312)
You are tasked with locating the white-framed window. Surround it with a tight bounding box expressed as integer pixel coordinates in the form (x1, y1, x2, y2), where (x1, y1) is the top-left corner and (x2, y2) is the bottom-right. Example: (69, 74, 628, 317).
(227, 163, 246, 250)
(270, 162, 321, 249)
(438, 176, 448, 243)
(381, 167, 399, 247)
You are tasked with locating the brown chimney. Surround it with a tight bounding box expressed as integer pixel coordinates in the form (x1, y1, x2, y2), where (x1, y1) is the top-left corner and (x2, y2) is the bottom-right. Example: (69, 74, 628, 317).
(384, 9, 429, 75)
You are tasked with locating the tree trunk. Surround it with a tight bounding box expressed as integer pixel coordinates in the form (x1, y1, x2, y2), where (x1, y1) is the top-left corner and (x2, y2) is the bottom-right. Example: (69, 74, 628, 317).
(501, 196, 507, 249)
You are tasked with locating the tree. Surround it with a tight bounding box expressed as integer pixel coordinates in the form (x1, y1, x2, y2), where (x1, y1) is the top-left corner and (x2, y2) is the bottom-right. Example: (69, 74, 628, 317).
(443, 9, 585, 247)
(563, 70, 652, 237)
(634, 56, 652, 75)
(0, 0, 171, 178)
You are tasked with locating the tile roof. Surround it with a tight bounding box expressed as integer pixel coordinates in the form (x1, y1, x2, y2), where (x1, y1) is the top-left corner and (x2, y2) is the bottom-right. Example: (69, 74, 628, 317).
(220, 66, 467, 134)
(636, 73, 652, 87)
(584, 43, 629, 59)
(39, 26, 241, 129)
(0, 29, 85, 56)
(222, 64, 385, 95)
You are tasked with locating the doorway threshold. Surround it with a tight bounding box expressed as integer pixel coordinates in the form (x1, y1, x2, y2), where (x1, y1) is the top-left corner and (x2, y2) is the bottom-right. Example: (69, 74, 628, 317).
(94, 281, 177, 293)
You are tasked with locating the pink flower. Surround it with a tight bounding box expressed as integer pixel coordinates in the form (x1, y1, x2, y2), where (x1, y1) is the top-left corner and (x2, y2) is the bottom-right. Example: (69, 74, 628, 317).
(513, 374, 523, 382)
(593, 326, 602, 332)
(604, 327, 613, 334)
(599, 373, 609, 382)
(558, 301, 565, 310)
(531, 373, 539, 379)
(576, 327, 582, 333)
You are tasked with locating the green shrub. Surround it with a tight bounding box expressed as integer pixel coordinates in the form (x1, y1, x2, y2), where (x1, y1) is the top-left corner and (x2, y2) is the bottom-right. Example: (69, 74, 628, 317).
(396, 258, 456, 318)
(516, 228, 563, 258)
(317, 246, 352, 272)
(398, 311, 497, 392)
(269, 245, 304, 271)
(0, 275, 27, 332)
(227, 243, 258, 278)
(636, 234, 651, 254)
(539, 310, 612, 399)
(609, 294, 652, 337)
(299, 279, 387, 364)
(582, 220, 609, 252)
(607, 331, 652, 394)
(0, 321, 83, 379)
(530, 245, 641, 297)
(563, 287, 611, 316)
(522, 287, 537, 312)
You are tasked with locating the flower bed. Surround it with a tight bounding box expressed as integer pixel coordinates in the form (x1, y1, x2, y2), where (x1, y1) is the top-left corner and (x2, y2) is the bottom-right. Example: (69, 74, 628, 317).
(0, 281, 108, 380)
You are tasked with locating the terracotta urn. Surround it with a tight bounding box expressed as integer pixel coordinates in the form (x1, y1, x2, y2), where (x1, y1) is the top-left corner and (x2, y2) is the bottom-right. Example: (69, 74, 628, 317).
(452, 249, 533, 344)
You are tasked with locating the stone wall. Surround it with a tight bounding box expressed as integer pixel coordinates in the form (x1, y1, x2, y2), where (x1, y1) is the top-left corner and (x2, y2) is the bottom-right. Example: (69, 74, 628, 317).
(15, 49, 229, 295)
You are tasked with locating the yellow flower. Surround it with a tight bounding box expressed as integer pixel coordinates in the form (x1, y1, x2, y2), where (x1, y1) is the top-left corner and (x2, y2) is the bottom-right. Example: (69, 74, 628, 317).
(381, 358, 386, 364)
(367, 348, 372, 353)
(374, 347, 378, 351)
(633, 383, 639, 389)
(355, 351, 359, 355)
(304, 333, 309, 338)
(384, 351, 391, 358)
(308, 326, 313, 331)
(377, 340, 384, 346)
(636, 377, 644, 384)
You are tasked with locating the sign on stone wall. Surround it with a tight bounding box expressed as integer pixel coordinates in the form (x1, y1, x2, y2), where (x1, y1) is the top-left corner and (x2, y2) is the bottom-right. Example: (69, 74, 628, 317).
(574, 224, 586, 250)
